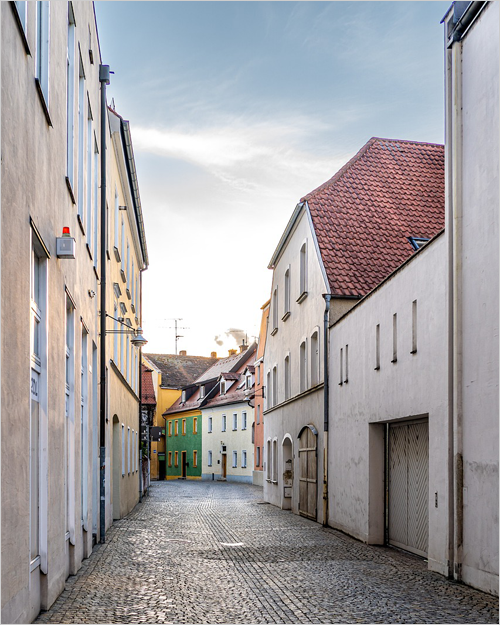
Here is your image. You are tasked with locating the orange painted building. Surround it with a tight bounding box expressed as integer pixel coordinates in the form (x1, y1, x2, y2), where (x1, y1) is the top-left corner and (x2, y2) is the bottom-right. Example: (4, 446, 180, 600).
(252, 300, 270, 486)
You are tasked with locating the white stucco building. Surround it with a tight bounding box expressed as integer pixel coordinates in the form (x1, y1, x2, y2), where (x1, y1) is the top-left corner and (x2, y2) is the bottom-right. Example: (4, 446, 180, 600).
(263, 137, 445, 522)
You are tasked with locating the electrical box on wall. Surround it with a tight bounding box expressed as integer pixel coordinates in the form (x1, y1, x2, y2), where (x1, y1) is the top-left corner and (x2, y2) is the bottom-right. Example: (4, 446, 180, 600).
(56, 227, 75, 259)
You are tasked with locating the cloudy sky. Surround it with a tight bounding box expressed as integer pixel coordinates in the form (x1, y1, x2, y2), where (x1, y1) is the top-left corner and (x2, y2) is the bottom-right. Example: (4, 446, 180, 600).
(94, 1, 449, 358)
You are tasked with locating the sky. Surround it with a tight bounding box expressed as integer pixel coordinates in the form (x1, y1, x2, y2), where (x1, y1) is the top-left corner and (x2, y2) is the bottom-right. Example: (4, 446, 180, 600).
(94, 1, 449, 358)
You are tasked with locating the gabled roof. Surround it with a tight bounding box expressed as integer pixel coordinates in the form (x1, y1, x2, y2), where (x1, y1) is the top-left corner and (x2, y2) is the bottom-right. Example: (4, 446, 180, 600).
(302, 137, 445, 297)
(220, 373, 240, 381)
(141, 364, 156, 406)
(194, 345, 257, 384)
(143, 353, 218, 389)
(202, 350, 256, 410)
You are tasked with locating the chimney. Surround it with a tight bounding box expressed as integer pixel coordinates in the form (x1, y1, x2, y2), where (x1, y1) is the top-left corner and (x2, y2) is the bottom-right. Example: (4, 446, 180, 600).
(228, 349, 237, 356)
(211, 351, 217, 358)
(239, 343, 248, 353)
(179, 350, 187, 356)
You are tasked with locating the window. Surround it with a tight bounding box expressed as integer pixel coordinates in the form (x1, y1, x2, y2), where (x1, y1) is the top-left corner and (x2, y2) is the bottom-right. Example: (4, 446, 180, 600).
(344, 345, 349, 384)
(311, 330, 319, 386)
(80, 328, 88, 521)
(127, 427, 131, 474)
(242, 450, 247, 469)
(174, 451, 178, 467)
(256, 364, 260, 386)
(121, 425, 125, 476)
(208, 450, 212, 467)
(93, 140, 99, 264)
(272, 439, 278, 482)
(272, 366, 277, 406)
(193, 417, 198, 434)
(181, 390, 186, 403)
(168, 421, 172, 437)
(375, 324, 380, 370)
(232, 451, 237, 468)
(168, 451, 172, 467)
(200, 385, 205, 398)
(300, 340, 307, 392)
(36, 2, 50, 110)
(208, 416, 212, 433)
(271, 287, 278, 334)
(242, 412, 247, 430)
(256, 404, 260, 425)
(86, 103, 93, 250)
(245, 374, 252, 390)
(174, 420, 179, 436)
(266, 371, 271, 409)
(182, 419, 186, 435)
(14, 2, 28, 37)
(77, 54, 85, 226)
(232, 413, 237, 431)
(298, 241, 308, 302)
(339, 348, 343, 385)
(408, 236, 429, 251)
(114, 188, 119, 250)
(411, 300, 418, 354)
(66, 6, 75, 188)
(193, 450, 198, 468)
(256, 446, 261, 467)
(220, 380, 226, 395)
(284, 354, 291, 400)
(266, 439, 271, 480)
(283, 266, 291, 320)
(121, 217, 125, 272)
(251, 422, 255, 444)
(392, 314, 398, 363)
(221, 415, 226, 432)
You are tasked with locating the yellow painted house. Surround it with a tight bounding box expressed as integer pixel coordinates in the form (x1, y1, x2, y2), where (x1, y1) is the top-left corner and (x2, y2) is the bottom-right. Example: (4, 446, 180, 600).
(142, 352, 218, 479)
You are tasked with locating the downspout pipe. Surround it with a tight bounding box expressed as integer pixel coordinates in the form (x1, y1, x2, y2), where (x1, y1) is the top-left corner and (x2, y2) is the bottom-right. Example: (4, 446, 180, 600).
(322, 293, 332, 527)
(99, 64, 110, 544)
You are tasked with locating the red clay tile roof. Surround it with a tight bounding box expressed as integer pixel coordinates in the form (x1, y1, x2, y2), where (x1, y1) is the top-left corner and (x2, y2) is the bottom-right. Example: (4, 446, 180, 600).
(302, 137, 445, 297)
(141, 364, 156, 406)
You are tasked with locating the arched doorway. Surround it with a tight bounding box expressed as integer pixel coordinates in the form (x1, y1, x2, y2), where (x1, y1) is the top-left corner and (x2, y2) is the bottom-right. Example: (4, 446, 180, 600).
(112, 415, 121, 520)
(282, 435, 293, 510)
(298, 424, 318, 520)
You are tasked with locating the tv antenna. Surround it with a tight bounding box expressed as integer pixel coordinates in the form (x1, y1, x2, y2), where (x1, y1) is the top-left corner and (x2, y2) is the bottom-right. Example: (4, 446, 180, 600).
(168, 318, 189, 355)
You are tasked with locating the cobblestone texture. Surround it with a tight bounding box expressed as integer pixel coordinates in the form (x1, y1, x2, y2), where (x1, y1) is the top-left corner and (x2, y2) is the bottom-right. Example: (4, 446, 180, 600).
(35, 481, 498, 624)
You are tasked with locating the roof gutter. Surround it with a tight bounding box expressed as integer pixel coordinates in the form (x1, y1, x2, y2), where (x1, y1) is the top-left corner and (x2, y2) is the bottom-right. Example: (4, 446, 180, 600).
(268, 202, 305, 269)
(120, 119, 149, 268)
(445, 1, 487, 47)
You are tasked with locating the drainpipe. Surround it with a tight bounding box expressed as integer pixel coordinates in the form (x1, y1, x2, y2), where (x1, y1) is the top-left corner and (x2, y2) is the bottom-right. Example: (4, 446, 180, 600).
(138, 344, 143, 502)
(99, 64, 110, 544)
(450, 39, 464, 584)
(322, 294, 332, 527)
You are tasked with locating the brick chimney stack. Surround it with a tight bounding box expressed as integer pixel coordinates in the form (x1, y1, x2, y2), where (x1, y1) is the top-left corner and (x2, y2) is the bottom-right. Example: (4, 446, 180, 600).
(228, 349, 237, 356)
(211, 351, 217, 358)
(179, 350, 187, 356)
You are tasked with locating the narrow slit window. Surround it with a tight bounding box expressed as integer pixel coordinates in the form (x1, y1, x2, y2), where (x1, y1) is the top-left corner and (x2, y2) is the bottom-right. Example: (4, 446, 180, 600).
(339, 348, 343, 385)
(375, 324, 380, 370)
(344, 344, 349, 383)
(411, 300, 418, 354)
(392, 313, 398, 363)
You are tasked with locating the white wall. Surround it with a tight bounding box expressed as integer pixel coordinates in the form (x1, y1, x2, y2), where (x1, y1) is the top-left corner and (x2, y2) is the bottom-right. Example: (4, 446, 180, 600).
(329, 234, 450, 577)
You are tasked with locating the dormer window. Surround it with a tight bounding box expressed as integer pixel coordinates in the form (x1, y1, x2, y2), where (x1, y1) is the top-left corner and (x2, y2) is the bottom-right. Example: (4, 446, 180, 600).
(181, 390, 186, 403)
(220, 380, 226, 395)
(408, 236, 430, 251)
(200, 385, 205, 399)
(245, 374, 252, 390)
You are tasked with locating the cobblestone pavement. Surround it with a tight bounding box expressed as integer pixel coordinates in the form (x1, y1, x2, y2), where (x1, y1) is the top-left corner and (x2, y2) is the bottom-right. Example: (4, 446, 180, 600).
(36, 481, 498, 624)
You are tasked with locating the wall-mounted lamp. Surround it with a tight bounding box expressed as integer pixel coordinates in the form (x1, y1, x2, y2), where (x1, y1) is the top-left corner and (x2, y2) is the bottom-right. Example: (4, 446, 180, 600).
(105, 313, 148, 347)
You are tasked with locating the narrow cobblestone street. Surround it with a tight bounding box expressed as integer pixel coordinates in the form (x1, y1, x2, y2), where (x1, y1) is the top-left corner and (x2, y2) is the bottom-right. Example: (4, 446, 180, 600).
(35, 481, 498, 624)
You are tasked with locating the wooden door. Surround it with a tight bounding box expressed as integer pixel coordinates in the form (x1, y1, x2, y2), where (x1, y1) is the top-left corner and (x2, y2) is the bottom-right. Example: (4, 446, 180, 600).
(298, 426, 317, 520)
(221, 454, 227, 478)
(181, 451, 187, 478)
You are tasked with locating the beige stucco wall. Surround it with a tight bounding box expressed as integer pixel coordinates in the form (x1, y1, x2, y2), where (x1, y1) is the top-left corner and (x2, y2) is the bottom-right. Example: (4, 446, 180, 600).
(1, 3, 102, 622)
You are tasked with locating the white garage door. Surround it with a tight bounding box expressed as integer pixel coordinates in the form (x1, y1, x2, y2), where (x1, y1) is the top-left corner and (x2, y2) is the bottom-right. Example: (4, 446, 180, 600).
(389, 420, 429, 557)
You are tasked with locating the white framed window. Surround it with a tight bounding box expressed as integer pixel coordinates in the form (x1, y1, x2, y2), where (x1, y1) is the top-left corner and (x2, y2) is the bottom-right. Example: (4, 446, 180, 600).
(36, 2, 50, 109)
(392, 313, 398, 363)
(220, 380, 226, 395)
(272, 366, 278, 407)
(66, 5, 75, 187)
(200, 385, 205, 398)
(298, 241, 308, 301)
(127, 427, 131, 474)
(121, 424, 125, 476)
(375, 324, 381, 370)
(411, 300, 418, 354)
(242, 450, 247, 469)
(126, 242, 130, 284)
(311, 330, 319, 386)
(114, 187, 119, 250)
(283, 266, 291, 319)
(242, 411, 247, 430)
(232, 451, 237, 468)
(121, 217, 125, 271)
(222, 414, 226, 432)
(284, 354, 291, 400)
(93, 139, 99, 264)
(86, 101, 93, 249)
(300, 340, 307, 392)
(77, 54, 85, 226)
(344, 345, 349, 384)
(272, 439, 278, 482)
(339, 348, 343, 386)
(266, 370, 271, 409)
(80, 328, 88, 524)
(266, 439, 272, 481)
(208, 416, 212, 433)
(272, 287, 278, 334)
(208, 450, 212, 467)
(245, 374, 252, 390)
(232, 413, 237, 431)
(181, 390, 186, 403)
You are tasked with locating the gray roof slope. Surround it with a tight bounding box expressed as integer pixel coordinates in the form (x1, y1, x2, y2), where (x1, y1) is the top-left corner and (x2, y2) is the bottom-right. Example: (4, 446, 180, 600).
(194, 344, 257, 384)
(144, 353, 218, 389)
